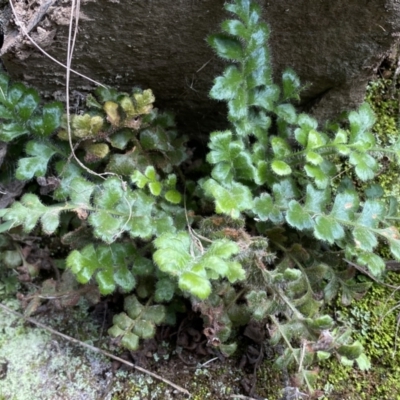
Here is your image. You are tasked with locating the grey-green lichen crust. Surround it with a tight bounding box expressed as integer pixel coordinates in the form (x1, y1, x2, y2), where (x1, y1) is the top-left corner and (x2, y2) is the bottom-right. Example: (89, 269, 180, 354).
(0, 299, 112, 400)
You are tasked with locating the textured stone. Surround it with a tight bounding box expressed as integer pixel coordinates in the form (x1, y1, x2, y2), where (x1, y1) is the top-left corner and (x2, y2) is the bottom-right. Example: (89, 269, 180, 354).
(1, 0, 400, 134)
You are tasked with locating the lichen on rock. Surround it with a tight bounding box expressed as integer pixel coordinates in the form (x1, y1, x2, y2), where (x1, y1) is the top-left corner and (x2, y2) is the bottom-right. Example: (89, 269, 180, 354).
(0, 299, 112, 400)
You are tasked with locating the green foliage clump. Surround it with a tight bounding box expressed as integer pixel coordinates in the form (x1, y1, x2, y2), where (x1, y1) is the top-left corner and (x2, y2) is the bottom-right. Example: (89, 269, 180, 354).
(2, 0, 400, 395)
(108, 294, 166, 350)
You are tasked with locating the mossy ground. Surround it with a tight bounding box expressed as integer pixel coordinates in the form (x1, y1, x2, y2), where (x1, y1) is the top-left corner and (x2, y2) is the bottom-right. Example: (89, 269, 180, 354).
(316, 273, 400, 399)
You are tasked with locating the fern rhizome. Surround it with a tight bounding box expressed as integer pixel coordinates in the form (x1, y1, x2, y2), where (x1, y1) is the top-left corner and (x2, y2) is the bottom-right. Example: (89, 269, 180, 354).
(1, 0, 400, 394)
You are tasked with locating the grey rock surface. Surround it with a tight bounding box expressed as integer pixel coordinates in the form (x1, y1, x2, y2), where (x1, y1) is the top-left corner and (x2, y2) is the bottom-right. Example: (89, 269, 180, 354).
(1, 0, 399, 134)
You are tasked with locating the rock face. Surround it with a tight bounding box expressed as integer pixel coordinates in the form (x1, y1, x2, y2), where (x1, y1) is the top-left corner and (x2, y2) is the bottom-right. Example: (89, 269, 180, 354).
(1, 0, 400, 134)
(264, 0, 400, 122)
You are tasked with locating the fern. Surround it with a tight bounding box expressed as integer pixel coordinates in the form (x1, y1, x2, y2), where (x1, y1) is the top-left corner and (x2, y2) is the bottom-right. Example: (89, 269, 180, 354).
(1, 0, 400, 395)
(153, 232, 245, 299)
(108, 295, 166, 351)
(200, 0, 400, 393)
(205, 0, 400, 277)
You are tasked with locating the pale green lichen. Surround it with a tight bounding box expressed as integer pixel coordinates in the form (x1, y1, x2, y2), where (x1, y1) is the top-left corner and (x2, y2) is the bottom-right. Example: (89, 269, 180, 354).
(0, 299, 111, 400)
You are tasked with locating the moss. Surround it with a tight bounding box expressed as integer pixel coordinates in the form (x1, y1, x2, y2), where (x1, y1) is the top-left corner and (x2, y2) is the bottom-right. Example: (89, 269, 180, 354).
(317, 273, 400, 398)
(365, 78, 400, 201)
(255, 359, 285, 400)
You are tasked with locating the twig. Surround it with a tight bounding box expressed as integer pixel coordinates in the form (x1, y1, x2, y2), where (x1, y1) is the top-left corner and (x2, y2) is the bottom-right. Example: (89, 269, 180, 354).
(196, 57, 213, 73)
(2, 0, 57, 55)
(25, 0, 55, 33)
(298, 340, 306, 373)
(198, 356, 218, 368)
(343, 259, 399, 289)
(6, 0, 106, 88)
(0, 302, 191, 397)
